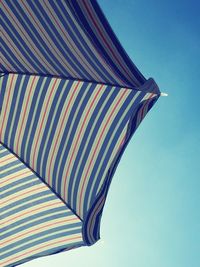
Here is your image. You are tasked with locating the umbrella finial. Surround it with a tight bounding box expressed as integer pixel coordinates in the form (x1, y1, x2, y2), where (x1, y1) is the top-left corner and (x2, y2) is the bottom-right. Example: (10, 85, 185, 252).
(161, 92, 168, 97)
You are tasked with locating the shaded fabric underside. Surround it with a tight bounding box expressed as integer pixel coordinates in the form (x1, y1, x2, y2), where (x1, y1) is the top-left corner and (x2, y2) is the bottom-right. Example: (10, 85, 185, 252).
(1, 0, 146, 89)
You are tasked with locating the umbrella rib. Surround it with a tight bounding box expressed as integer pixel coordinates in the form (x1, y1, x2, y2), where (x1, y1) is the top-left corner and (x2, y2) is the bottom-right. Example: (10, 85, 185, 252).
(0, 71, 161, 95)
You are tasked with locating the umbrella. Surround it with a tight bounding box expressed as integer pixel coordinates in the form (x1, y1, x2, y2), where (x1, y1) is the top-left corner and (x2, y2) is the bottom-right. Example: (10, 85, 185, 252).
(0, 0, 161, 266)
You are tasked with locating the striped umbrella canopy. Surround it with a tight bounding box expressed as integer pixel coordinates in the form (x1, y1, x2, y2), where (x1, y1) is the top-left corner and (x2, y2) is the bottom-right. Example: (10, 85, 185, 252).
(0, 0, 160, 266)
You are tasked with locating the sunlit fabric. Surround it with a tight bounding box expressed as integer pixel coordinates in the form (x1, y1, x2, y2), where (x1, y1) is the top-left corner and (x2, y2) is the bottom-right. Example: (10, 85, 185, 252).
(0, 0, 160, 266)
(0, 144, 84, 267)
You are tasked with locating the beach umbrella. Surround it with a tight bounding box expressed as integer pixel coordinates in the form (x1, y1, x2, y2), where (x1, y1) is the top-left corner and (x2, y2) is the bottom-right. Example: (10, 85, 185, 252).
(0, 1, 161, 266)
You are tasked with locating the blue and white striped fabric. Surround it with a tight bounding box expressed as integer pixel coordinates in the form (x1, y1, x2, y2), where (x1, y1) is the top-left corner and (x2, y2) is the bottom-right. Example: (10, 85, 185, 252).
(0, 143, 84, 267)
(0, 0, 147, 88)
(0, 0, 160, 266)
(0, 73, 159, 220)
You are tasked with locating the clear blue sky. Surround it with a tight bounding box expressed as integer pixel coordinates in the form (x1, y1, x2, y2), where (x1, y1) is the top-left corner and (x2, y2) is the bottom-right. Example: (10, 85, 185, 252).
(25, 1, 200, 266)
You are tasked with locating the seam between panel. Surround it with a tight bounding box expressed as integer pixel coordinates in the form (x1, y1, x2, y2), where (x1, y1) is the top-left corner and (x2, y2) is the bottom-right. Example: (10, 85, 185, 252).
(0, 71, 160, 95)
(0, 141, 83, 223)
(0, 71, 138, 91)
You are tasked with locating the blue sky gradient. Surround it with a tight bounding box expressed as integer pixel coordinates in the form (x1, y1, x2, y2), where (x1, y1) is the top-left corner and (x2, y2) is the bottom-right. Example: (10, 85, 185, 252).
(25, 1, 199, 266)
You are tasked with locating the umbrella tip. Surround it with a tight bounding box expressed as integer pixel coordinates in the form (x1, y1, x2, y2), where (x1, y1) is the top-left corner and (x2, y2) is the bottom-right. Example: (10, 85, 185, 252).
(160, 92, 168, 97)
